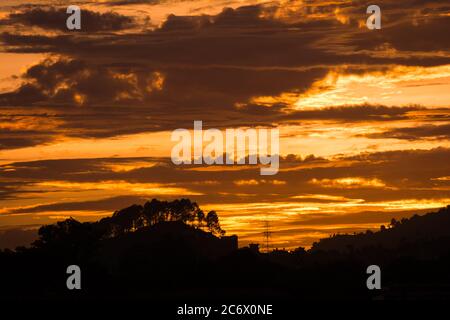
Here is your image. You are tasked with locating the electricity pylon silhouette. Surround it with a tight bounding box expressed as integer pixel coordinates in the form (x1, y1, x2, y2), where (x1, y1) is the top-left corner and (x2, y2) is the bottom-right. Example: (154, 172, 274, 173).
(262, 220, 272, 253)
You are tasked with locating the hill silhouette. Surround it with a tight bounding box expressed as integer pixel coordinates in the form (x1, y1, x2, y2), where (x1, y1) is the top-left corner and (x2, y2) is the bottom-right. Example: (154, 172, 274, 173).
(312, 206, 450, 254)
(1, 200, 450, 300)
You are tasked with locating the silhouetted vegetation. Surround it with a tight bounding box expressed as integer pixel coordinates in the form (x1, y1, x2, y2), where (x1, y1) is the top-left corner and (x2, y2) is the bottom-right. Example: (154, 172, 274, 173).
(1, 201, 450, 300)
(311, 206, 450, 253)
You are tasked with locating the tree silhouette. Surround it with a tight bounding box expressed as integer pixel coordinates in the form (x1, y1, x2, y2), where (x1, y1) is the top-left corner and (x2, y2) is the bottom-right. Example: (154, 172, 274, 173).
(47, 199, 228, 241)
(206, 210, 225, 236)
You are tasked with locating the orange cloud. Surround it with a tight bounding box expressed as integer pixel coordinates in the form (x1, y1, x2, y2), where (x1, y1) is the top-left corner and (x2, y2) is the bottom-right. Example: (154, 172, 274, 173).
(309, 177, 387, 188)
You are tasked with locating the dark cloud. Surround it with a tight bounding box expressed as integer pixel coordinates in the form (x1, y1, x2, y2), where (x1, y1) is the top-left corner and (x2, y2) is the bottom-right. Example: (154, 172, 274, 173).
(5, 7, 135, 32)
(0, 57, 325, 108)
(0, 3, 447, 180)
(8, 195, 148, 214)
(9, 58, 161, 105)
(0, 180, 37, 201)
(2, 1, 449, 65)
(0, 1, 447, 142)
(359, 123, 450, 140)
(0, 55, 426, 146)
(0, 131, 53, 150)
(281, 105, 422, 122)
(350, 16, 450, 53)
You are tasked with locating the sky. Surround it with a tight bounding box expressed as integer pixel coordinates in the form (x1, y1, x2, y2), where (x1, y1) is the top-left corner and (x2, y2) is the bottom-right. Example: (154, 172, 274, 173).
(0, 0, 449, 249)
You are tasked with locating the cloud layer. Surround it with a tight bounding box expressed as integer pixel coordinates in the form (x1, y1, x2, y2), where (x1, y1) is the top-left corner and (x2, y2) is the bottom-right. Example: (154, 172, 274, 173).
(0, 0, 449, 248)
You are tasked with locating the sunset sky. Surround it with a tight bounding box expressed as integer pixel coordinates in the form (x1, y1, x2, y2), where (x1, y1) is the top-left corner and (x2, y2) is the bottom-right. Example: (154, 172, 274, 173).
(0, 0, 449, 249)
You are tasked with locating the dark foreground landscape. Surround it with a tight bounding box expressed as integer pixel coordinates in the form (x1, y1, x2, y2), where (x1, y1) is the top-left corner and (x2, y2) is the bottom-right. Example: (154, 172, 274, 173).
(1, 198, 450, 301)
